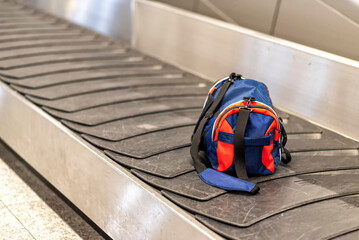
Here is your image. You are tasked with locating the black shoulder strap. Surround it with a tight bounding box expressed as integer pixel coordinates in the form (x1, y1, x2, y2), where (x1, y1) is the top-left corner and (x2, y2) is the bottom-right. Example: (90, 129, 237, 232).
(193, 94, 214, 134)
(190, 79, 234, 173)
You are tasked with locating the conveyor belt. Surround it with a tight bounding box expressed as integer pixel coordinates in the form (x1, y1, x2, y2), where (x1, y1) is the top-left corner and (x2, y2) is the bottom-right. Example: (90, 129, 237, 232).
(1, 1, 359, 239)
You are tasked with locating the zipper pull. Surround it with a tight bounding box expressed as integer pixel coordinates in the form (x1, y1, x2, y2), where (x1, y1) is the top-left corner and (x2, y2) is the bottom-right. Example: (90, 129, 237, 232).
(243, 97, 256, 108)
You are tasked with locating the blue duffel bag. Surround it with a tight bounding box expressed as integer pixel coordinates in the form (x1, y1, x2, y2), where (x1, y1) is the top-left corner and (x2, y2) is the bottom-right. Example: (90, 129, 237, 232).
(190, 73, 291, 194)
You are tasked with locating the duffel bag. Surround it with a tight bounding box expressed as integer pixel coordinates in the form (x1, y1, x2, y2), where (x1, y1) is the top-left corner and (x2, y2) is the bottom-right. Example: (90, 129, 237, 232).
(190, 73, 291, 194)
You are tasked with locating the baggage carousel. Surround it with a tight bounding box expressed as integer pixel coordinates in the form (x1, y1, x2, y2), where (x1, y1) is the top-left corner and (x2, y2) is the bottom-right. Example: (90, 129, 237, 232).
(1, 0, 359, 239)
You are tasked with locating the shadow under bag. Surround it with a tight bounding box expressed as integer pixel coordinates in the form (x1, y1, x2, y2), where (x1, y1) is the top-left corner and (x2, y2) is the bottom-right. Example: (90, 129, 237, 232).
(190, 73, 291, 194)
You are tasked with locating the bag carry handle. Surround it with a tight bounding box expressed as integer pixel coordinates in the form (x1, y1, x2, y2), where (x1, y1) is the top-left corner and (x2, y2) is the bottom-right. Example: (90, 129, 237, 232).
(279, 117, 292, 164)
(190, 73, 260, 194)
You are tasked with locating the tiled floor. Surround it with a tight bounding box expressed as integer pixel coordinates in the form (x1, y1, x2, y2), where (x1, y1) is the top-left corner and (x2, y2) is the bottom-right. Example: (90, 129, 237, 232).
(0, 139, 106, 240)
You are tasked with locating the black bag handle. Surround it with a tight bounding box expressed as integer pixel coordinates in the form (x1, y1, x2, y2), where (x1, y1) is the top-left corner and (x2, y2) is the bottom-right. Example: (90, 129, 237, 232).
(279, 118, 291, 164)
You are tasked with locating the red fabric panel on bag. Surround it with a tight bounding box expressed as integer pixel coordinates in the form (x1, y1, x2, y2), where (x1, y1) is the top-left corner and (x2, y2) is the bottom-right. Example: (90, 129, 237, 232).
(261, 120, 278, 172)
(217, 140, 234, 171)
(217, 119, 234, 171)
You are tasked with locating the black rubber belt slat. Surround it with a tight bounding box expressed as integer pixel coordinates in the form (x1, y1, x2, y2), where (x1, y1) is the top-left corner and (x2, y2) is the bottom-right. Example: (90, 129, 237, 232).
(11, 75, 204, 100)
(0, 10, 26, 14)
(286, 130, 359, 152)
(104, 148, 359, 182)
(252, 154, 359, 183)
(2, 65, 179, 88)
(79, 124, 356, 158)
(62, 107, 313, 140)
(334, 230, 359, 240)
(0, 10, 36, 18)
(162, 170, 359, 227)
(283, 115, 322, 134)
(138, 152, 358, 183)
(0, 3, 23, 8)
(0, 20, 58, 28)
(114, 152, 357, 184)
(118, 153, 359, 188)
(132, 169, 226, 201)
(0, 43, 118, 60)
(0, 13, 44, 20)
(0, 40, 112, 56)
(0, 14, 58, 21)
(0, 7, 27, 11)
(61, 116, 348, 159)
(0, 4, 22, 8)
(27, 85, 208, 112)
(196, 194, 359, 240)
(0, 49, 128, 69)
(0, 8, 26, 13)
(105, 148, 194, 178)
(0, 6, 34, 10)
(0, 10, 27, 14)
(0, 36, 100, 51)
(0, 25, 78, 35)
(83, 125, 194, 158)
(1, 57, 157, 79)
(0, 30, 84, 42)
(0, 25, 72, 34)
(0, 9, 25, 13)
(0, 4, 29, 10)
(0, 16, 40, 22)
(0, 4, 24, 11)
(44, 96, 205, 125)
(63, 108, 200, 140)
(0, 16, 56, 24)
(0, 25, 71, 34)
(128, 155, 359, 200)
(0, 0, 21, 5)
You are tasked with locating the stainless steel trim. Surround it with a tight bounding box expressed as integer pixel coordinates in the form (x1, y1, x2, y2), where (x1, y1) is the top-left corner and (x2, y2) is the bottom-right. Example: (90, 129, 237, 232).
(0, 81, 221, 240)
(156, 0, 278, 35)
(323, 0, 359, 25)
(274, 0, 359, 61)
(197, 0, 237, 25)
(132, 0, 359, 141)
(318, 0, 359, 28)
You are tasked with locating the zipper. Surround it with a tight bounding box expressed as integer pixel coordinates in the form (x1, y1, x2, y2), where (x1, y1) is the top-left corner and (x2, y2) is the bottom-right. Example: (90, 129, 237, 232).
(212, 100, 279, 141)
